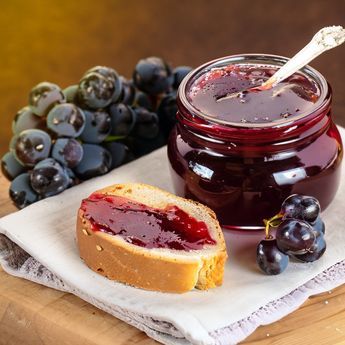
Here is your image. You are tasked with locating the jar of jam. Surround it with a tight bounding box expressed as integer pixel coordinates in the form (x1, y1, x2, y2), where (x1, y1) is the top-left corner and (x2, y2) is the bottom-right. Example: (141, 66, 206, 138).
(167, 54, 343, 230)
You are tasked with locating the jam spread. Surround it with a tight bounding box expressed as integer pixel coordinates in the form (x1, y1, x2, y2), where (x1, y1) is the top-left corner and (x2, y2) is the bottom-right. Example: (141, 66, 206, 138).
(81, 192, 216, 250)
(188, 64, 320, 124)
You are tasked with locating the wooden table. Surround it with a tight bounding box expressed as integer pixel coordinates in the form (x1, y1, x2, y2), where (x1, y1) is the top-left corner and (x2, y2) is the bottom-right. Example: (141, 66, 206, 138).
(1, 1, 345, 344)
(0, 171, 344, 345)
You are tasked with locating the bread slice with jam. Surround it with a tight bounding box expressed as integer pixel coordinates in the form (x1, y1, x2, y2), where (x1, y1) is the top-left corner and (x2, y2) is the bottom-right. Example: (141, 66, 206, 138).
(76, 183, 228, 293)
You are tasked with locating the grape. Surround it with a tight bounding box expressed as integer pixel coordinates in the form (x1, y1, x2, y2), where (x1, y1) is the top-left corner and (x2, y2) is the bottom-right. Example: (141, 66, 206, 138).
(86, 66, 119, 83)
(103, 142, 131, 169)
(130, 132, 166, 157)
(12, 106, 45, 134)
(9, 173, 38, 209)
(6, 60, 192, 210)
(29, 82, 65, 116)
(1, 152, 26, 181)
(86, 66, 123, 103)
(293, 234, 326, 262)
(173, 66, 192, 89)
(312, 216, 325, 236)
(77, 67, 122, 108)
(30, 158, 70, 197)
(77, 73, 113, 109)
(281, 194, 303, 218)
(118, 77, 136, 105)
(300, 197, 321, 223)
(66, 168, 78, 187)
(133, 57, 173, 95)
(47, 103, 86, 137)
(256, 237, 289, 275)
(157, 92, 177, 136)
(51, 138, 83, 168)
(109, 103, 136, 137)
(63, 85, 78, 103)
(74, 144, 112, 180)
(79, 109, 111, 143)
(132, 107, 160, 139)
(281, 194, 320, 223)
(133, 90, 154, 110)
(276, 219, 316, 255)
(11, 129, 52, 167)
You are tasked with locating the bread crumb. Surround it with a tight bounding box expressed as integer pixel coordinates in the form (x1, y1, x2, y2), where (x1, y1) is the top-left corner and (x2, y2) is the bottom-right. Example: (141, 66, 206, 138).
(82, 229, 90, 236)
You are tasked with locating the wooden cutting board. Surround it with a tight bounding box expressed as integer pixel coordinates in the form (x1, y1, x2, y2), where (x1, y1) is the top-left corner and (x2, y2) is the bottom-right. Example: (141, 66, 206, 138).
(0, 172, 344, 345)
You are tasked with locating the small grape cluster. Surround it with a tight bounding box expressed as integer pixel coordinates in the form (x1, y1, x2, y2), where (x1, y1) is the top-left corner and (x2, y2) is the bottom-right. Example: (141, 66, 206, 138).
(257, 194, 326, 275)
(1, 57, 192, 209)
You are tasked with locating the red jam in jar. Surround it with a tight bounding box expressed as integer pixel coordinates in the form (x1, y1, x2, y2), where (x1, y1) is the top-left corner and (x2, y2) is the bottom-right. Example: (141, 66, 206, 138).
(168, 54, 343, 230)
(81, 192, 216, 250)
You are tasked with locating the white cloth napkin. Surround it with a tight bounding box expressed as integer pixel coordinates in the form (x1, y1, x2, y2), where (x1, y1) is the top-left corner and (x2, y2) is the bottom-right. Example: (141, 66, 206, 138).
(1, 128, 345, 345)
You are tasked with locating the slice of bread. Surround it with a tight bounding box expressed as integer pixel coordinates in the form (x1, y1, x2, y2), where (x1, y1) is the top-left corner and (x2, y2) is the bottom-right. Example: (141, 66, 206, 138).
(76, 183, 228, 293)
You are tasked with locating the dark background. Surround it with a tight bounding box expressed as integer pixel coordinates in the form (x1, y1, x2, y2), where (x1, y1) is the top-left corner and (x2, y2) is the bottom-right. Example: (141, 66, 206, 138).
(1, 0, 345, 156)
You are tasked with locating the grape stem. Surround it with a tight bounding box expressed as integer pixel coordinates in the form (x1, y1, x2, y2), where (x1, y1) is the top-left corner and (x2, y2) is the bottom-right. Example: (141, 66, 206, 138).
(104, 135, 126, 142)
(263, 213, 284, 239)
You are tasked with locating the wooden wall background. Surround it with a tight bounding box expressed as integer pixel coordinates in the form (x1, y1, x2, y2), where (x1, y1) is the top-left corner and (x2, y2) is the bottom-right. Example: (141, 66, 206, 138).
(0, 0, 345, 156)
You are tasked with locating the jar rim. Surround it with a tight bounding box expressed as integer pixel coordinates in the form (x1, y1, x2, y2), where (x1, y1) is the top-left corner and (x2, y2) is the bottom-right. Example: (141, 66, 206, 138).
(178, 54, 330, 129)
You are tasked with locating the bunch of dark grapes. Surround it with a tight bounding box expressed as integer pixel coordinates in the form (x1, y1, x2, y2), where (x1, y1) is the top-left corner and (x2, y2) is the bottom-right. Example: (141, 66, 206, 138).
(1, 58, 192, 209)
(257, 194, 326, 275)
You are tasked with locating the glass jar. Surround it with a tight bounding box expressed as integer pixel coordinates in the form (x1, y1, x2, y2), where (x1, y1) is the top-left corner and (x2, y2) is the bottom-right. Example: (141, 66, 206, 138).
(167, 54, 343, 230)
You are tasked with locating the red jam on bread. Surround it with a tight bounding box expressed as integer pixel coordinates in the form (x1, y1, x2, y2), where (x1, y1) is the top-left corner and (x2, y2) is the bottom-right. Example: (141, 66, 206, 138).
(81, 192, 216, 250)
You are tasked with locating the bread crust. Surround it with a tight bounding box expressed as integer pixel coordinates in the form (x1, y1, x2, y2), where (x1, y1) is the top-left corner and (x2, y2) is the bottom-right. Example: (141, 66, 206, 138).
(76, 183, 228, 293)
